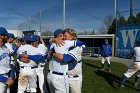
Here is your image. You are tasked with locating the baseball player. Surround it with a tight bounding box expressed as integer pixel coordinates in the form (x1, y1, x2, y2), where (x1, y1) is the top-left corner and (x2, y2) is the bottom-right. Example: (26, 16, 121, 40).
(17, 35, 46, 93)
(120, 41, 140, 88)
(5, 33, 20, 78)
(47, 29, 84, 93)
(25, 35, 48, 93)
(100, 39, 112, 72)
(52, 28, 85, 93)
(0, 27, 14, 93)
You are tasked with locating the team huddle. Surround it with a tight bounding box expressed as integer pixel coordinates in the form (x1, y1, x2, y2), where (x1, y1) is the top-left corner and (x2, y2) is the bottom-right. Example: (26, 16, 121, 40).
(0, 27, 85, 93)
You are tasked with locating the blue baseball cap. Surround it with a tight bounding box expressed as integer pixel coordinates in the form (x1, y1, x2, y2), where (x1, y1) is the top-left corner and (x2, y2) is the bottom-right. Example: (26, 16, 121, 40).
(7, 33, 15, 39)
(24, 35, 38, 42)
(54, 29, 63, 37)
(22, 36, 29, 41)
(0, 27, 8, 35)
(32, 35, 40, 40)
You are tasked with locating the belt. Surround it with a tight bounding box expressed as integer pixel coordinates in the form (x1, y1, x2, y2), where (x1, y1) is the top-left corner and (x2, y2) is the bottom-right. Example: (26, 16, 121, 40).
(136, 61, 140, 62)
(49, 70, 67, 76)
(68, 75, 79, 78)
(78, 60, 82, 63)
(20, 66, 37, 69)
(37, 65, 44, 67)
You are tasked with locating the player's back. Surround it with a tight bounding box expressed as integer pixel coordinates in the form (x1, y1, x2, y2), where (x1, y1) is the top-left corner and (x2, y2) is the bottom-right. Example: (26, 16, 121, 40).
(38, 43, 47, 55)
(51, 40, 76, 54)
(17, 44, 41, 67)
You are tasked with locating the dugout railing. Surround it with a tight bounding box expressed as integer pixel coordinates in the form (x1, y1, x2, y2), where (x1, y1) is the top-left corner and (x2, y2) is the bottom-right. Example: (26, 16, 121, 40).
(83, 47, 100, 57)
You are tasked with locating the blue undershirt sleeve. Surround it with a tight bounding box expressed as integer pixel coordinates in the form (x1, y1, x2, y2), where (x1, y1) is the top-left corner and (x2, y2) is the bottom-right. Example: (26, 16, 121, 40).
(9, 70, 14, 80)
(75, 40, 84, 47)
(61, 54, 75, 63)
(28, 55, 46, 62)
(0, 75, 8, 83)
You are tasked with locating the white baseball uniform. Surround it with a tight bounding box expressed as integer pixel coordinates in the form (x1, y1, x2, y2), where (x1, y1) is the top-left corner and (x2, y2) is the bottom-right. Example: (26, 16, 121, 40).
(36, 43, 48, 93)
(5, 42, 16, 65)
(0, 46, 13, 93)
(5, 42, 18, 78)
(47, 40, 82, 93)
(67, 46, 84, 93)
(17, 44, 42, 93)
(124, 46, 140, 78)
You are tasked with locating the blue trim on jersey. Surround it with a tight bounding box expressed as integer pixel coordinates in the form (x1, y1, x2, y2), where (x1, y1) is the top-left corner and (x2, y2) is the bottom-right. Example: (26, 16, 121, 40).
(75, 40, 84, 47)
(68, 47, 74, 51)
(68, 53, 77, 60)
(10, 46, 19, 56)
(28, 55, 46, 62)
(61, 54, 77, 70)
(62, 54, 75, 63)
(68, 60, 77, 70)
(0, 74, 8, 83)
(68, 40, 84, 51)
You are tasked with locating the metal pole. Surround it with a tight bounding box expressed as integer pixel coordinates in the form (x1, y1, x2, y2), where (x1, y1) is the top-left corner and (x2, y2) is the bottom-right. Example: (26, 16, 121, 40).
(63, 0, 66, 29)
(114, 0, 116, 18)
(115, 0, 118, 57)
(28, 17, 31, 31)
(40, 10, 42, 35)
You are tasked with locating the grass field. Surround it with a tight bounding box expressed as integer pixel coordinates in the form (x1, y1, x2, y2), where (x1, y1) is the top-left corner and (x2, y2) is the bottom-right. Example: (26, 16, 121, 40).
(10, 58, 140, 93)
(82, 59, 140, 93)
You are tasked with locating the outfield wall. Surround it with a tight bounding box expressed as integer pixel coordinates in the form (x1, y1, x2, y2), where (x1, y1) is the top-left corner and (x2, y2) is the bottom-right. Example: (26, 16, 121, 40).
(116, 25, 140, 58)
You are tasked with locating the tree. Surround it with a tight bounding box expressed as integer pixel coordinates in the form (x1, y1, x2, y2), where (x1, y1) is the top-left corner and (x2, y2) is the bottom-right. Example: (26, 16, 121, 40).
(126, 15, 136, 24)
(118, 16, 126, 25)
(106, 12, 140, 35)
(92, 29, 95, 35)
(98, 15, 114, 34)
(107, 19, 116, 34)
(136, 12, 140, 24)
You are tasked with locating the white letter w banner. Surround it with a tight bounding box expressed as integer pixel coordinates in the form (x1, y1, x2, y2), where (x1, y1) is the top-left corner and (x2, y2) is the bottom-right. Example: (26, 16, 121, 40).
(117, 25, 140, 57)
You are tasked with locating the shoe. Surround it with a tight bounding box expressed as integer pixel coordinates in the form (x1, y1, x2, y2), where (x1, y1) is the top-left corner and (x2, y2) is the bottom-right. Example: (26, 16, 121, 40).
(108, 68, 111, 72)
(101, 68, 104, 71)
(120, 84, 124, 88)
(134, 82, 138, 88)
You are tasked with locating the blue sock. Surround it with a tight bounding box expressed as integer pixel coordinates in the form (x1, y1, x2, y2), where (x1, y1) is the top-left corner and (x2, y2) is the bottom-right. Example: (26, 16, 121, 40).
(102, 64, 104, 69)
(108, 64, 110, 69)
(121, 75, 128, 85)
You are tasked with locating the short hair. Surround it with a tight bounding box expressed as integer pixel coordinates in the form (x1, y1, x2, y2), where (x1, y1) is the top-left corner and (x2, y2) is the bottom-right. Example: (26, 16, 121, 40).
(63, 28, 77, 40)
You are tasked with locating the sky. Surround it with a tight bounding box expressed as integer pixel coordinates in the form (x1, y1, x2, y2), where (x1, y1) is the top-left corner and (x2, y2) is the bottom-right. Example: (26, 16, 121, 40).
(0, 0, 140, 33)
